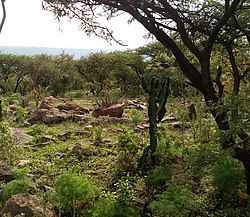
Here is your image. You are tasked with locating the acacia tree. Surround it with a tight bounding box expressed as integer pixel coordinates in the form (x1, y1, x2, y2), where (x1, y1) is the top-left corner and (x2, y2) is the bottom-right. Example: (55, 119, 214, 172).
(76, 52, 111, 94)
(43, 0, 250, 192)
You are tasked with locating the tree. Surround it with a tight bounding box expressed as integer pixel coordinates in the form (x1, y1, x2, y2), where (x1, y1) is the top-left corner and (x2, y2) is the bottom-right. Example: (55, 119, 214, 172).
(76, 52, 111, 95)
(51, 52, 76, 96)
(102, 51, 144, 95)
(43, 0, 250, 192)
(0, 54, 31, 93)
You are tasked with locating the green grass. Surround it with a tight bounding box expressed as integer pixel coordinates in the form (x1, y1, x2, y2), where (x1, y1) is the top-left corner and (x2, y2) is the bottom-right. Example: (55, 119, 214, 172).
(0, 96, 249, 216)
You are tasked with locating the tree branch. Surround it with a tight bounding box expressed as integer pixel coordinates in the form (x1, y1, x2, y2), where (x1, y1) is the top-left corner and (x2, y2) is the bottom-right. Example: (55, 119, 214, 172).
(205, 0, 241, 52)
(0, 0, 6, 33)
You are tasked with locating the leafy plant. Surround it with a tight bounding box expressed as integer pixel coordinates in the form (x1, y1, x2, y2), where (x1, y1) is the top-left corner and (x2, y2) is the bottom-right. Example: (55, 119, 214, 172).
(0, 123, 18, 164)
(129, 109, 143, 126)
(90, 191, 116, 217)
(96, 91, 121, 108)
(211, 154, 244, 192)
(50, 172, 101, 216)
(115, 130, 140, 176)
(14, 106, 28, 124)
(2, 167, 30, 202)
(146, 165, 173, 188)
(149, 185, 199, 217)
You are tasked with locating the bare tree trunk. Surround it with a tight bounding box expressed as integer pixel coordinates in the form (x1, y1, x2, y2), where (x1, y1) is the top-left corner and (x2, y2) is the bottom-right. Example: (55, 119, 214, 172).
(0, 0, 6, 33)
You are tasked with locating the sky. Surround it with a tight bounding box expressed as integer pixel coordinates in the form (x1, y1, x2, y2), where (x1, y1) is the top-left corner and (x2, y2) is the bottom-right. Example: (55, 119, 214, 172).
(0, 0, 151, 50)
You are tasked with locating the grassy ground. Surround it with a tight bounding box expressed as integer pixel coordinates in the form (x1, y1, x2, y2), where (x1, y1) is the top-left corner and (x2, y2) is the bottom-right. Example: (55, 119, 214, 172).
(0, 94, 250, 216)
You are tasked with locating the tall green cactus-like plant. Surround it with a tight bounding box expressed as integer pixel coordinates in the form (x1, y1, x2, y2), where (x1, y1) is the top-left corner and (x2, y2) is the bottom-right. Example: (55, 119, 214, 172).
(0, 99, 3, 121)
(139, 77, 170, 170)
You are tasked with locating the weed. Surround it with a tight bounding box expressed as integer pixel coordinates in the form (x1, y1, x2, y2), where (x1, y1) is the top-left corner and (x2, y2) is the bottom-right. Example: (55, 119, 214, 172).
(2, 167, 30, 202)
(149, 185, 199, 217)
(50, 172, 101, 216)
(129, 109, 143, 126)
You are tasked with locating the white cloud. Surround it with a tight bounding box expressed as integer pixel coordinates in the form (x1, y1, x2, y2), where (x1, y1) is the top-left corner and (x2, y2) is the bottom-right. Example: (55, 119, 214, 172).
(0, 0, 150, 50)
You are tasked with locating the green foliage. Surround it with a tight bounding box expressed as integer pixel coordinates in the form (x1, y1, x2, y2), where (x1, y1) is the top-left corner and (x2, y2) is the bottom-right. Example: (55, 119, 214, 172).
(26, 125, 44, 143)
(146, 165, 173, 187)
(210, 154, 244, 192)
(115, 176, 136, 206)
(14, 106, 28, 124)
(149, 185, 199, 217)
(0, 123, 17, 163)
(65, 90, 84, 99)
(129, 109, 143, 126)
(155, 130, 183, 161)
(96, 91, 121, 108)
(88, 180, 139, 217)
(115, 130, 140, 176)
(5, 92, 20, 105)
(51, 172, 101, 215)
(90, 196, 116, 217)
(187, 143, 221, 179)
(0, 99, 3, 121)
(2, 168, 30, 202)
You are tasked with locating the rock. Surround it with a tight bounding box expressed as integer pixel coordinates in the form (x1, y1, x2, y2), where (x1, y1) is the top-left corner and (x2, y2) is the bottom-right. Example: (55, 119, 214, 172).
(26, 109, 47, 124)
(58, 131, 73, 141)
(43, 114, 65, 125)
(72, 114, 85, 122)
(85, 125, 94, 129)
(134, 123, 150, 132)
(125, 99, 147, 110)
(38, 136, 55, 144)
(35, 136, 55, 147)
(70, 144, 84, 159)
(0, 162, 13, 182)
(93, 104, 124, 118)
(169, 121, 182, 129)
(10, 127, 33, 145)
(103, 138, 115, 145)
(75, 130, 89, 137)
(39, 100, 52, 109)
(57, 103, 89, 114)
(44, 96, 57, 102)
(6, 101, 20, 115)
(161, 115, 177, 122)
(58, 130, 89, 141)
(169, 121, 191, 129)
(17, 160, 30, 167)
(0, 193, 55, 217)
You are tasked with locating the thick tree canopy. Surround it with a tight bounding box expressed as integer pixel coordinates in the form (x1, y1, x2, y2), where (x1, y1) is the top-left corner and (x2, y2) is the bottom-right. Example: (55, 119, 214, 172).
(43, 0, 249, 96)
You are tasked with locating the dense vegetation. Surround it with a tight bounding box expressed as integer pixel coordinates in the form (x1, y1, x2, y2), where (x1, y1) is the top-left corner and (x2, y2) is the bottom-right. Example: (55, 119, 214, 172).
(0, 40, 249, 216)
(0, 0, 250, 216)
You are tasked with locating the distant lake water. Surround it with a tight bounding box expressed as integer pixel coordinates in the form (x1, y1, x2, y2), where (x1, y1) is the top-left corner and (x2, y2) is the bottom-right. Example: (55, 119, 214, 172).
(0, 46, 112, 59)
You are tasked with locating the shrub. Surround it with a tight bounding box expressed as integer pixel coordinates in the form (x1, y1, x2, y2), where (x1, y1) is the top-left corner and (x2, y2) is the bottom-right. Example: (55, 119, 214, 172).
(149, 185, 199, 217)
(96, 91, 121, 108)
(129, 110, 143, 126)
(50, 172, 101, 216)
(14, 106, 28, 124)
(146, 165, 173, 188)
(115, 130, 141, 176)
(2, 168, 30, 202)
(0, 123, 17, 163)
(211, 154, 244, 192)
